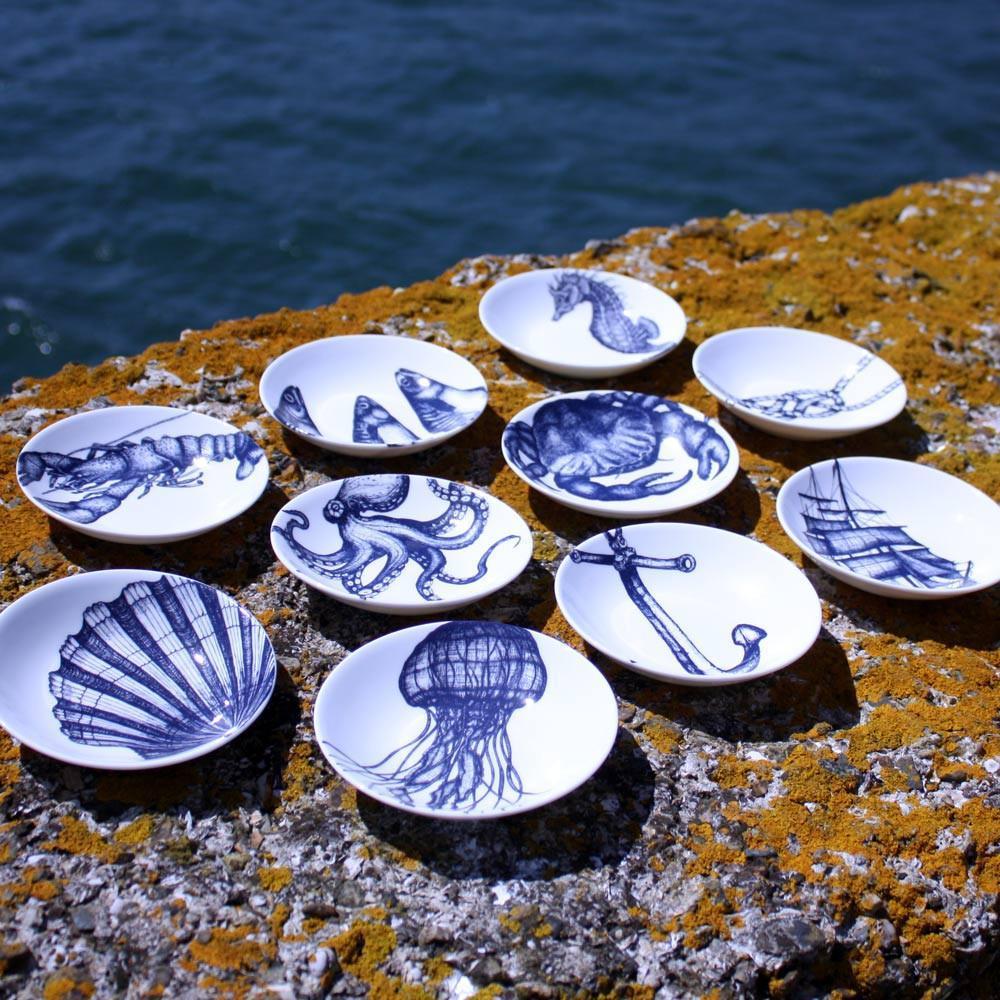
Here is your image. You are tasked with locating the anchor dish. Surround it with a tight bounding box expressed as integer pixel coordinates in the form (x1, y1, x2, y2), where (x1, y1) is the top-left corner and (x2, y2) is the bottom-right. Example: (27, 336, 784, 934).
(0, 570, 276, 769)
(313, 620, 618, 819)
(692, 327, 906, 440)
(478, 268, 686, 378)
(259, 335, 488, 456)
(270, 474, 532, 614)
(502, 390, 739, 517)
(16, 405, 268, 543)
(777, 457, 1000, 599)
(555, 523, 821, 685)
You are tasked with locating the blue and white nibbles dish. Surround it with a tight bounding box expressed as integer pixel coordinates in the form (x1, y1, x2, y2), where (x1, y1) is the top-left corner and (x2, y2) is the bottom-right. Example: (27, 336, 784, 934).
(259, 334, 488, 456)
(270, 474, 532, 614)
(555, 524, 821, 686)
(478, 268, 686, 378)
(314, 621, 618, 819)
(502, 390, 739, 518)
(16, 405, 268, 543)
(777, 457, 1000, 600)
(0, 570, 276, 769)
(692, 327, 906, 440)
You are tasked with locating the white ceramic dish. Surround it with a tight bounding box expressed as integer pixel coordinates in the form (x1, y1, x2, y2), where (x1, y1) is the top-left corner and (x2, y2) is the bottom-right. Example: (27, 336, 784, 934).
(692, 327, 906, 440)
(478, 268, 686, 378)
(501, 390, 739, 518)
(555, 524, 821, 685)
(16, 405, 268, 543)
(270, 474, 532, 614)
(259, 334, 488, 456)
(0, 570, 276, 769)
(314, 620, 618, 819)
(777, 457, 1000, 599)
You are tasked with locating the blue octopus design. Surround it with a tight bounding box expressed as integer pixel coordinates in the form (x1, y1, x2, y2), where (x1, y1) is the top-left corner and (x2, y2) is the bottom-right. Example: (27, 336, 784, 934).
(273, 476, 518, 600)
(504, 391, 729, 502)
(550, 271, 662, 353)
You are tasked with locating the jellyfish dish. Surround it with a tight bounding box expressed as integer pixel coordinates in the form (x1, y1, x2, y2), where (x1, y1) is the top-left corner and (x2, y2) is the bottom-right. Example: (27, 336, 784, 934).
(314, 621, 618, 819)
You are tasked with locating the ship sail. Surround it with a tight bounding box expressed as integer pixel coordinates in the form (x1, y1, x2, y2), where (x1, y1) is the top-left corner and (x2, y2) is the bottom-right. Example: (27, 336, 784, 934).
(797, 462, 972, 589)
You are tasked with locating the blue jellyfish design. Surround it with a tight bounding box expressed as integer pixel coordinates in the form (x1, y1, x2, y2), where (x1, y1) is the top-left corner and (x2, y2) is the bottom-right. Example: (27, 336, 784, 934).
(328, 622, 547, 811)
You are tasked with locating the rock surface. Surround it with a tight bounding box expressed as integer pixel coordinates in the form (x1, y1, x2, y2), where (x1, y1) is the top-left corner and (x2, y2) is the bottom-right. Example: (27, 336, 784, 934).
(0, 175, 998, 999)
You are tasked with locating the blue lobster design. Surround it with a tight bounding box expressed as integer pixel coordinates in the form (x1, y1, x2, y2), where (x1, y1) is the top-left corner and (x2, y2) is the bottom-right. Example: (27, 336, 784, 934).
(550, 271, 662, 353)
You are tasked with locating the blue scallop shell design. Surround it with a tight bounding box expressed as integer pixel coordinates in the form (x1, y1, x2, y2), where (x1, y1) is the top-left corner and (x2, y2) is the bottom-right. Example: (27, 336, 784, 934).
(48, 575, 276, 759)
(326, 621, 546, 811)
(549, 272, 661, 353)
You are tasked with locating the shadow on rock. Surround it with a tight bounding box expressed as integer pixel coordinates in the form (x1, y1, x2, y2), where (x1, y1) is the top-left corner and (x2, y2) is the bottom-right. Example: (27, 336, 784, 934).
(612, 627, 859, 744)
(355, 727, 654, 881)
(48, 481, 289, 589)
(18, 663, 302, 822)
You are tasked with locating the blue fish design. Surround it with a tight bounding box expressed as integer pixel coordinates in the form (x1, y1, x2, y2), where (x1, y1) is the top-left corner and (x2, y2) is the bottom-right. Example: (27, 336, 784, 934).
(395, 369, 486, 434)
(275, 385, 320, 436)
(352, 395, 418, 446)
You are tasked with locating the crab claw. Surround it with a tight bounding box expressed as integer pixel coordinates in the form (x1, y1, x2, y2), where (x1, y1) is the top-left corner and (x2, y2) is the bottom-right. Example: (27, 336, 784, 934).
(678, 423, 730, 480)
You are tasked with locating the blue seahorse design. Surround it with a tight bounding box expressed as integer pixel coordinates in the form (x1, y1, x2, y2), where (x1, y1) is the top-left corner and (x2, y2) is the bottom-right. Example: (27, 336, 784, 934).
(272, 475, 519, 601)
(570, 528, 766, 676)
(325, 621, 545, 811)
(17, 414, 264, 524)
(549, 272, 662, 353)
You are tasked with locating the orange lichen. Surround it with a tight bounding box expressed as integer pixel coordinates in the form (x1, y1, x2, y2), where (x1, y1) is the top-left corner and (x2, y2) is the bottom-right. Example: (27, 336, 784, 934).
(257, 866, 293, 892)
(42, 816, 121, 864)
(114, 814, 156, 846)
(327, 919, 397, 979)
(42, 975, 95, 1000)
(185, 925, 277, 974)
(422, 957, 453, 987)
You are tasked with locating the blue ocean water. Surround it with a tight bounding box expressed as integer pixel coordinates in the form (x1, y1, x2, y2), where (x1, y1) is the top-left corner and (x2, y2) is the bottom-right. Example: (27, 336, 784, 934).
(2, 1, 998, 392)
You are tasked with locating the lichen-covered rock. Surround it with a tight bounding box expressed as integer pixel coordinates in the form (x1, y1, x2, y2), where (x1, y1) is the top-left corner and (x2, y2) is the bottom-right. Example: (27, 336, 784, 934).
(0, 175, 998, 998)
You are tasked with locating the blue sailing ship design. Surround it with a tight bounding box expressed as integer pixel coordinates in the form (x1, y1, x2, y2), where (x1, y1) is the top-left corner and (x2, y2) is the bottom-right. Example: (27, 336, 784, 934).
(49, 575, 275, 759)
(352, 395, 418, 446)
(394, 369, 486, 433)
(503, 391, 729, 502)
(549, 271, 662, 353)
(798, 461, 972, 588)
(570, 528, 767, 676)
(325, 621, 546, 811)
(274, 385, 320, 436)
(272, 475, 519, 601)
(17, 413, 264, 524)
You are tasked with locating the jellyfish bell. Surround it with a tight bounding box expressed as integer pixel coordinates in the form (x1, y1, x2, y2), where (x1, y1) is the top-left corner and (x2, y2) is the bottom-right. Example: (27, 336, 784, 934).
(399, 620, 547, 711)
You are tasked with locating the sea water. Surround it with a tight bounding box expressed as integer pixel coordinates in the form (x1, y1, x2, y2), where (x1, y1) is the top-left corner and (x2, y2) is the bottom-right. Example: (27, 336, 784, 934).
(2, 0, 997, 390)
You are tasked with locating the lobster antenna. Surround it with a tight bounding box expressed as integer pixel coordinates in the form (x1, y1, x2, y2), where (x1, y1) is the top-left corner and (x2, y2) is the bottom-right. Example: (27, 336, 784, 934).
(64, 411, 189, 456)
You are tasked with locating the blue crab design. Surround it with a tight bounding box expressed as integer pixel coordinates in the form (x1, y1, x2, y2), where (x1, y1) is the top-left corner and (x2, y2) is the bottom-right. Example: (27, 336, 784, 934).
(503, 392, 730, 502)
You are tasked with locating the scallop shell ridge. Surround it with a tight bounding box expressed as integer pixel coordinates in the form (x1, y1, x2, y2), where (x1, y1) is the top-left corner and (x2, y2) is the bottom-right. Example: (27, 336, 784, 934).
(49, 575, 275, 759)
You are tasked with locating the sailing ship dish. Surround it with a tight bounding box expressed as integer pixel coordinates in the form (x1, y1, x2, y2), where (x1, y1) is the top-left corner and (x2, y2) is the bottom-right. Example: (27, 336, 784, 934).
(501, 390, 739, 518)
(270, 474, 533, 614)
(259, 335, 488, 456)
(555, 523, 821, 686)
(692, 327, 906, 440)
(16, 405, 268, 543)
(777, 457, 1000, 599)
(478, 268, 686, 378)
(0, 570, 276, 770)
(313, 620, 618, 819)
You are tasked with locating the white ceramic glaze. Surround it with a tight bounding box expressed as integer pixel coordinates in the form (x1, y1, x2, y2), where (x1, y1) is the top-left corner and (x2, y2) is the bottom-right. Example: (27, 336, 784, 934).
(478, 268, 686, 378)
(0, 570, 276, 770)
(259, 334, 488, 455)
(16, 405, 268, 543)
(270, 474, 533, 614)
(692, 327, 906, 440)
(501, 390, 739, 518)
(313, 620, 618, 819)
(777, 457, 1000, 599)
(555, 523, 821, 685)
